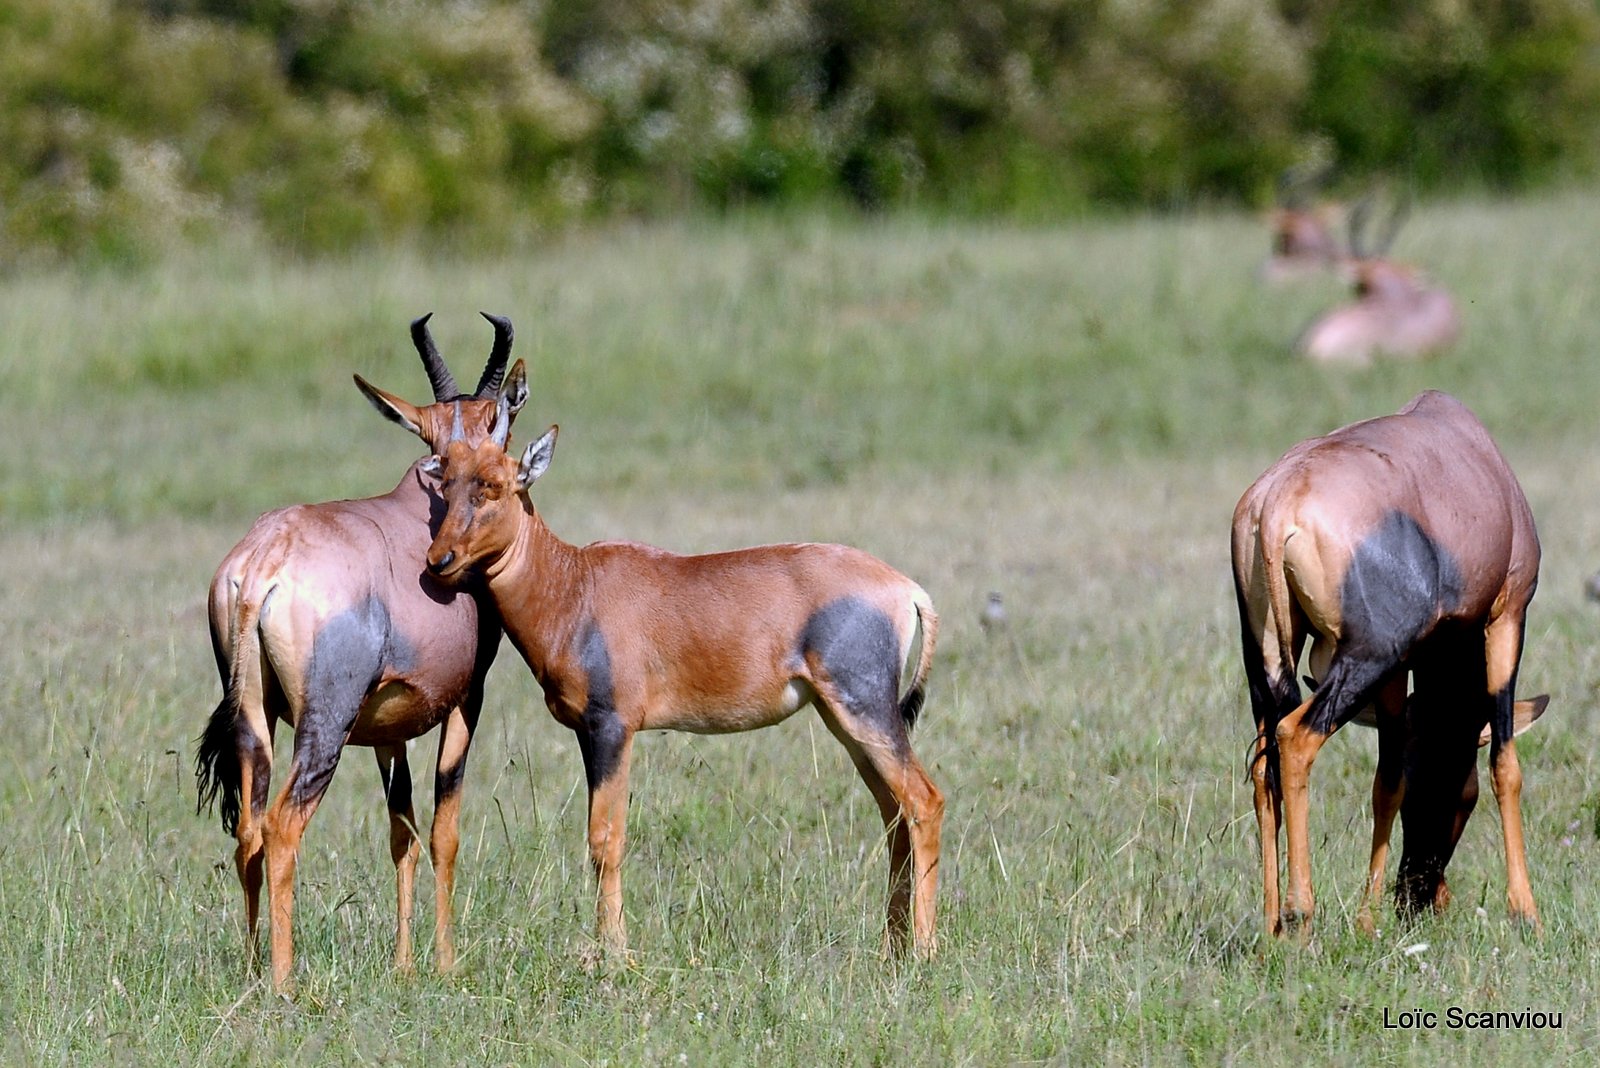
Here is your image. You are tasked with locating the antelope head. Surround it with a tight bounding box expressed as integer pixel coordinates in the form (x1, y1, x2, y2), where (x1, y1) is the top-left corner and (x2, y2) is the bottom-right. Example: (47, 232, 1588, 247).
(1265, 163, 1340, 268)
(422, 401, 559, 582)
(354, 312, 529, 453)
(1342, 195, 1424, 299)
(1298, 193, 1459, 364)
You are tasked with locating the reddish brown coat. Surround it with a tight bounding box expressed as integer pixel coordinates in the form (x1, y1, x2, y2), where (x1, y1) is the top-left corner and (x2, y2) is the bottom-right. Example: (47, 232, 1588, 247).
(1261, 204, 1341, 284)
(1298, 258, 1460, 365)
(1232, 390, 1542, 938)
(425, 430, 944, 957)
(197, 316, 524, 989)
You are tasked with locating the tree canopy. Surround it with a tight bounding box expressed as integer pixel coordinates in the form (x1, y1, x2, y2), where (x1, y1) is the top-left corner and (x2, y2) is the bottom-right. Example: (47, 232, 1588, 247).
(3, 0, 1596, 260)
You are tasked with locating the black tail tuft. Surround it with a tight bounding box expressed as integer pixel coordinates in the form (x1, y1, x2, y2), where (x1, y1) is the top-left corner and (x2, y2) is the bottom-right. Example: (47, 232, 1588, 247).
(195, 696, 241, 835)
(899, 684, 925, 731)
(1240, 648, 1299, 798)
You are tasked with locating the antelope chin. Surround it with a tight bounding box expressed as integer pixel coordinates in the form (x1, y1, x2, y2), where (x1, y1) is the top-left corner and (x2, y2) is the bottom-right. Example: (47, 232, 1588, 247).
(429, 557, 472, 584)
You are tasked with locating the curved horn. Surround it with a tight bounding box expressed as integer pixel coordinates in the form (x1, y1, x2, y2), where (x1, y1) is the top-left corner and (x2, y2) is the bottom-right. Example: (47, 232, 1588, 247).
(489, 385, 513, 448)
(410, 313, 459, 402)
(475, 312, 515, 398)
(1376, 192, 1411, 256)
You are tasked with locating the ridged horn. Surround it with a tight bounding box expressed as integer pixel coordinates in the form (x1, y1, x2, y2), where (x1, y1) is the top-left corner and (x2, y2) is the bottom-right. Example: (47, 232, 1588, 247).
(410, 313, 459, 402)
(1376, 193, 1410, 257)
(475, 312, 515, 398)
(489, 380, 514, 448)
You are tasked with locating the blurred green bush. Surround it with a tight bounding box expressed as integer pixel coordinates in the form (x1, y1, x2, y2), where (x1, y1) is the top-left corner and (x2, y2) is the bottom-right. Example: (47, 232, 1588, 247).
(1, 0, 1596, 261)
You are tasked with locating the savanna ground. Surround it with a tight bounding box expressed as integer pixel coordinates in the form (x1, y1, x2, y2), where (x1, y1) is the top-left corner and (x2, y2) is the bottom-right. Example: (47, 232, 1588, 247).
(4, 193, 1600, 1065)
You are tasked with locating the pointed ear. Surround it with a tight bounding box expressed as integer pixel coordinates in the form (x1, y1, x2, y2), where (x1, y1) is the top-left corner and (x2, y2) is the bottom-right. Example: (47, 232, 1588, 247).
(1477, 694, 1549, 748)
(502, 359, 528, 418)
(487, 358, 527, 448)
(418, 454, 444, 480)
(515, 425, 558, 491)
(354, 374, 424, 439)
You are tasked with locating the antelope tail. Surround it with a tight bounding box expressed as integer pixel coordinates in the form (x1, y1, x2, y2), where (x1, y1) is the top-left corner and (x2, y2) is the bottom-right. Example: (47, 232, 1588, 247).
(1258, 512, 1303, 787)
(195, 592, 264, 835)
(899, 588, 939, 730)
(195, 693, 240, 834)
(1260, 517, 1301, 712)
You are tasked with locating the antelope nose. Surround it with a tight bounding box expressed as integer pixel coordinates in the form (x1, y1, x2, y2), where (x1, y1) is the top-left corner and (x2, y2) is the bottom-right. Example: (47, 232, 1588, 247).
(429, 550, 455, 575)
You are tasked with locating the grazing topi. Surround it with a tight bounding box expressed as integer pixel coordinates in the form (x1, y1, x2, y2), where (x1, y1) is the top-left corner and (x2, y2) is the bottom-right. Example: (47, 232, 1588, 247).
(1232, 390, 1544, 939)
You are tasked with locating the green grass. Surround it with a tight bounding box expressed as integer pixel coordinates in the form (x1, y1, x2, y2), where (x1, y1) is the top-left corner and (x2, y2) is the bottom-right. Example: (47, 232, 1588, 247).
(5, 194, 1600, 1063)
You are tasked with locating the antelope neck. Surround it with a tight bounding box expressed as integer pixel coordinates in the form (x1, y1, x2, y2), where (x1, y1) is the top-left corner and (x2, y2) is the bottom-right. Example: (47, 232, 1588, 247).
(486, 498, 589, 677)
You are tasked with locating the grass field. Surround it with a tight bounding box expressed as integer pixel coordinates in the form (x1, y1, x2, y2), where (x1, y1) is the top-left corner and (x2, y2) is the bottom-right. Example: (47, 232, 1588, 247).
(5, 193, 1600, 1064)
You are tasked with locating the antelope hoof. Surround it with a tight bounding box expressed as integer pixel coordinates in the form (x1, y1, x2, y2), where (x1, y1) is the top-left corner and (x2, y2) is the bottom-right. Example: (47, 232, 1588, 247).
(1354, 909, 1378, 937)
(1509, 903, 1542, 937)
(578, 939, 635, 974)
(884, 932, 936, 962)
(1279, 908, 1313, 941)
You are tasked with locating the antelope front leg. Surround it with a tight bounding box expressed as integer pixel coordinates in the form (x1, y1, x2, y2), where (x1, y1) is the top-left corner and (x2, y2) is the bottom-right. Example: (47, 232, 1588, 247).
(576, 714, 635, 956)
(431, 703, 479, 973)
(375, 745, 420, 975)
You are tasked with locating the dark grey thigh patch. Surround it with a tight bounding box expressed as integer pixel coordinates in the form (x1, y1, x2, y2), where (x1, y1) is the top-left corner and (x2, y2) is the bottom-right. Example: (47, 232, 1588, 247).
(294, 595, 397, 805)
(1340, 510, 1463, 661)
(1305, 512, 1464, 736)
(800, 596, 901, 729)
(574, 620, 626, 788)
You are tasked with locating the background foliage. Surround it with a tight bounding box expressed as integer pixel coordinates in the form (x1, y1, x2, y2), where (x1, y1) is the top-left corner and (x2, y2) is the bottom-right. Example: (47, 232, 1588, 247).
(2, 0, 1597, 261)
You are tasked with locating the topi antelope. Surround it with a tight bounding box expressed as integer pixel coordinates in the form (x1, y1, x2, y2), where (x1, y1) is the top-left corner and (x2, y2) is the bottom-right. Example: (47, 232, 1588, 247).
(196, 313, 527, 990)
(1297, 197, 1460, 366)
(1260, 166, 1341, 284)
(1232, 390, 1544, 939)
(419, 415, 945, 958)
